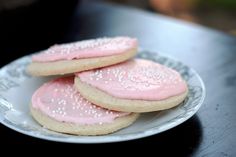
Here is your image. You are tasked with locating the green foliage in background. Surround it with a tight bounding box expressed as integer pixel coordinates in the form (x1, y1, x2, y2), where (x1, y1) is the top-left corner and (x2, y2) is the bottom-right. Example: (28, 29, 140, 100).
(200, 0, 236, 10)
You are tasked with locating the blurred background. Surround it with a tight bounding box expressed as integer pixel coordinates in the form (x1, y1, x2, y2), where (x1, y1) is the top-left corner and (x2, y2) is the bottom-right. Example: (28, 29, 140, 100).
(1, 0, 236, 34)
(0, 0, 236, 65)
(103, 0, 236, 35)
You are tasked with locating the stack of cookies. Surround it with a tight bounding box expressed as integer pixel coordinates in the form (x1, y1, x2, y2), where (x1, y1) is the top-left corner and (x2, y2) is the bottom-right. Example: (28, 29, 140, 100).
(27, 37, 188, 135)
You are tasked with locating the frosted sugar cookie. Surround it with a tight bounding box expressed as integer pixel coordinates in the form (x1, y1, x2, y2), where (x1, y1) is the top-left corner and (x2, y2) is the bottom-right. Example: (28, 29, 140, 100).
(31, 77, 139, 135)
(75, 59, 188, 113)
(27, 37, 137, 76)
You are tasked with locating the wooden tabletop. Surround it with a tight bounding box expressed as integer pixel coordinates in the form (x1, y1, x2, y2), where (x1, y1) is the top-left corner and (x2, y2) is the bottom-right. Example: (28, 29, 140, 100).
(0, 0, 236, 155)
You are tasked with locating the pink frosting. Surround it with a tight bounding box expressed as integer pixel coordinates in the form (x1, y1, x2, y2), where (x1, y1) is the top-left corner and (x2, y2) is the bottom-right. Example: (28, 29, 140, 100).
(32, 77, 129, 124)
(77, 59, 187, 101)
(32, 37, 137, 62)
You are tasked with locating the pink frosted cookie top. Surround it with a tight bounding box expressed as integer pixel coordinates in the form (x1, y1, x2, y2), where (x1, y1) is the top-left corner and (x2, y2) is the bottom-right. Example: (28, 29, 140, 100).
(32, 37, 137, 62)
(32, 77, 129, 124)
(77, 59, 187, 101)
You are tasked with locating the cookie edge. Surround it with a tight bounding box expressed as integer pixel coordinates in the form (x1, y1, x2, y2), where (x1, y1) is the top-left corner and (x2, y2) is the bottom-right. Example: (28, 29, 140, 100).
(27, 48, 137, 76)
(74, 77, 188, 113)
(30, 105, 139, 136)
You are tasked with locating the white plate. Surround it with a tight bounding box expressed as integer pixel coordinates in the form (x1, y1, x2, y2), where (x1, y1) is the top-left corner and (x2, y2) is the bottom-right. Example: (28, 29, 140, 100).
(0, 50, 205, 143)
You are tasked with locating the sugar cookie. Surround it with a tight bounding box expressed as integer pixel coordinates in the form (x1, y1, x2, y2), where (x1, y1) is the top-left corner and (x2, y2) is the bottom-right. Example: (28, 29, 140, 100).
(27, 37, 137, 76)
(75, 59, 188, 113)
(31, 77, 139, 135)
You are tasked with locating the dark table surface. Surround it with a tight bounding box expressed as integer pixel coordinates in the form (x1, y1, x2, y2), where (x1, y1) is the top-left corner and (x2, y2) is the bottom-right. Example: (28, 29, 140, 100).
(1, 0, 236, 155)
